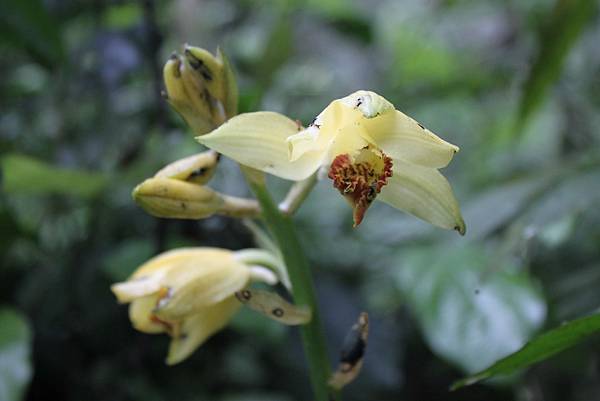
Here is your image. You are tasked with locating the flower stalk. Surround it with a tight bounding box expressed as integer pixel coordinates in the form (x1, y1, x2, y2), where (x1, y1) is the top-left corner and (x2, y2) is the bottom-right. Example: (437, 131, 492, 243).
(243, 168, 337, 401)
(278, 172, 318, 215)
(154, 45, 464, 399)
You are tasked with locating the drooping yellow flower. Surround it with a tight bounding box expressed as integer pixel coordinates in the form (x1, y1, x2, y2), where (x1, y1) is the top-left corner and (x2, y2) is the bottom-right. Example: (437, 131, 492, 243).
(196, 91, 465, 232)
(111, 247, 278, 364)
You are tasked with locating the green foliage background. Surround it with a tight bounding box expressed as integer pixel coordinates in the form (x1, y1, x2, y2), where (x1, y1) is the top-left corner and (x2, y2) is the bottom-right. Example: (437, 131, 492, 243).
(1, 0, 600, 400)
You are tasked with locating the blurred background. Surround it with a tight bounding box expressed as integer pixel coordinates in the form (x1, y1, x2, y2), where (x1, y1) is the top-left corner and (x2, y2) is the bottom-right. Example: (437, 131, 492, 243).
(1, 0, 600, 400)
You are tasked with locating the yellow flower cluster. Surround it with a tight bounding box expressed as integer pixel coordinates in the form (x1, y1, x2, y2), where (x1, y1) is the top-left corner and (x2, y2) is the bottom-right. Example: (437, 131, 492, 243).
(113, 44, 466, 366)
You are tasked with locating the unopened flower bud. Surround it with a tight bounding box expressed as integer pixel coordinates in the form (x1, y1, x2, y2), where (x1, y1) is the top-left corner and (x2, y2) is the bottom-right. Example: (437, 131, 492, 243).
(154, 150, 220, 185)
(133, 177, 224, 219)
(132, 177, 261, 220)
(163, 45, 238, 135)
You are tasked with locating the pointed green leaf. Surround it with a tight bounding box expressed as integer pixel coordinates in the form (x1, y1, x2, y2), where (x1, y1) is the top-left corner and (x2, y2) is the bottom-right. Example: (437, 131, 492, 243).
(452, 313, 600, 390)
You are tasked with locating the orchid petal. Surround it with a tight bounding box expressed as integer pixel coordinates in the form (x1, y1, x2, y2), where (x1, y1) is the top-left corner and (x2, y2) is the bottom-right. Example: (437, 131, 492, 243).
(378, 160, 465, 234)
(197, 112, 323, 181)
(166, 297, 240, 365)
(287, 95, 373, 162)
(339, 90, 394, 118)
(287, 125, 327, 161)
(128, 294, 168, 334)
(362, 111, 459, 168)
(111, 273, 165, 303)
(129, 248, 224, 279)
(155, 252, 250, 320)
(111, 248, 233, 304)
(327, 123, 369, 163)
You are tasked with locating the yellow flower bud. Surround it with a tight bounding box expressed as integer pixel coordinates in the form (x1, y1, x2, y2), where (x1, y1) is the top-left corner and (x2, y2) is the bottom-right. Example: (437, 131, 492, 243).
(132, 176, 262, 220)
(154, 150, 220, 185)
(163, 45, 238, 136)
(110, 247, 280, 364)
(132, 177, 224, 219)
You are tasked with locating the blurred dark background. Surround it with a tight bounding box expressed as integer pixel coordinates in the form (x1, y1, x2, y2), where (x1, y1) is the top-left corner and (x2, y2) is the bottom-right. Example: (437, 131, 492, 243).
(1, 0, 600, 400)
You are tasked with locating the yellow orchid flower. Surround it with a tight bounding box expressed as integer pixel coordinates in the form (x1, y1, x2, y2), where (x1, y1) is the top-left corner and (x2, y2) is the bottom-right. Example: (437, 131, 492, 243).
(196, 90, 465, 232)
(111, 247, 278, 365)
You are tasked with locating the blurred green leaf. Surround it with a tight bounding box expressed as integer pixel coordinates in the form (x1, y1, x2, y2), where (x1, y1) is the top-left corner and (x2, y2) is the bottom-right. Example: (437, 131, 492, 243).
(461, 174, 555, 240)
(1, 154, 108, 199)
(515, 0, 596, 134)
(0, 308, 32, 401)
(256, 17, 293, 87)
(452, 312, 600, 389)
(329, 15, 372, 44)
(392, 29, 461, 87)
(520, 167, 600, 228)
(393, 244, 546, 373)
(305, 0, 356, 18)
(0, 0, 63, 68)
(103, 3, 143, 29)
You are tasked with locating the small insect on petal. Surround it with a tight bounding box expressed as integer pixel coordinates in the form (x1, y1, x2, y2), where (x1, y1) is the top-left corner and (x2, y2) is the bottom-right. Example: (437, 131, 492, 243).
(235, 288, 311, 325)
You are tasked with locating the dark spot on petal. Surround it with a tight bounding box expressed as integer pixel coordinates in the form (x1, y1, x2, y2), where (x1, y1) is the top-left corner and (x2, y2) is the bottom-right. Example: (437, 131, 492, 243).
(188, 167, 208, 179)
(200, 70, 212, 81)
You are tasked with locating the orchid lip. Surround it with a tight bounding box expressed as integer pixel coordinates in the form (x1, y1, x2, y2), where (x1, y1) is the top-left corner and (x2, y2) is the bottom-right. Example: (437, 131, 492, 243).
(328, 147, 393, 226)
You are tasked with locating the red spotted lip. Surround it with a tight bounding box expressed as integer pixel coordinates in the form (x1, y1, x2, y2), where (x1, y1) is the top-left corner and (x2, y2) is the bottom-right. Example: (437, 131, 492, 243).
(328, 151, 393, 226)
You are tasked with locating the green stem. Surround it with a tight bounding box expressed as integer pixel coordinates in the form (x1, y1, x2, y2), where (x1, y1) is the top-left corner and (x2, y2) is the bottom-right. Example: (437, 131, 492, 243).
(234, 248, 290, 289)
(279, 172, 318, 216)
(245, 173, 336, 401)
